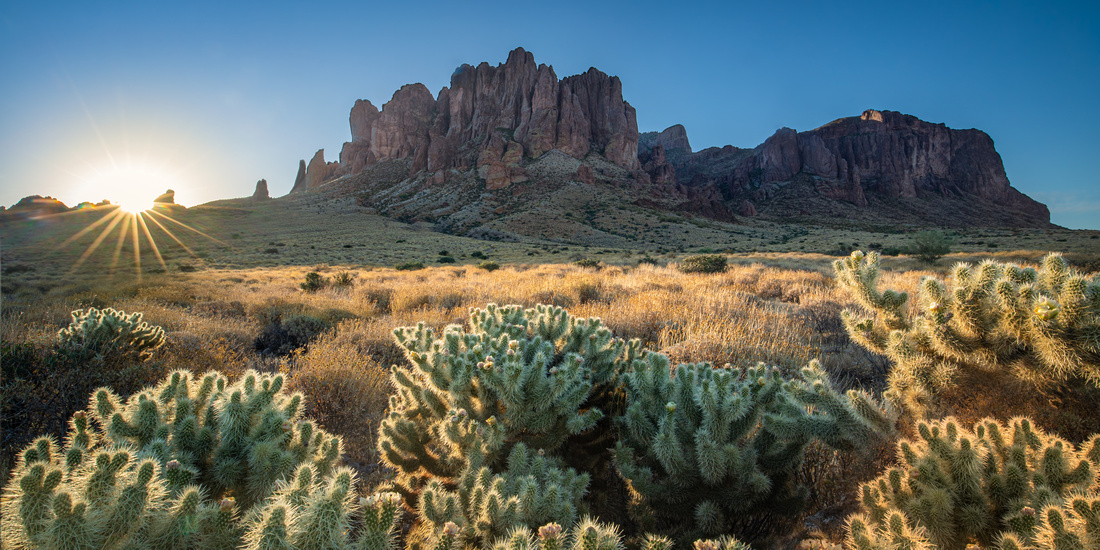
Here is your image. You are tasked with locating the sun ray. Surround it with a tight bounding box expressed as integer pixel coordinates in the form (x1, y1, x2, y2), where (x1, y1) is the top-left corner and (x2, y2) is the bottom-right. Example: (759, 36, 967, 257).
(143, 210, 198, 256)
(146, 208, 230, 246)
(55, 207, 125, 251)
(110, 215, 133, 277)
(130, 212, 142, 282)
(70, 208, 128, 272)
(136, 212, 168, 272)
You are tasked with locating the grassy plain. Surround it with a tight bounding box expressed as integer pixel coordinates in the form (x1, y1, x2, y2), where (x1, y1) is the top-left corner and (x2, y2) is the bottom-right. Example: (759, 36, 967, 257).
(2, 198, 1098, 544)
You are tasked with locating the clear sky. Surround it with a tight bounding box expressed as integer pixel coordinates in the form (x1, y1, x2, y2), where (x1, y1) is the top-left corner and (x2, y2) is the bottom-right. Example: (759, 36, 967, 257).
(2, 1, 1098, 229)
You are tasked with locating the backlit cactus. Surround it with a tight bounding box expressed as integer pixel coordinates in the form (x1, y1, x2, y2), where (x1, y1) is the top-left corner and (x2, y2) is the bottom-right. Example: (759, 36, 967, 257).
(379, 304, 641, 547)
(615, 355, 891, 541)
(56, 307, 166, 360)
(834, 251, 1100, 414)
(845, 416, 1100, 550)
(0, 369, 361, 550)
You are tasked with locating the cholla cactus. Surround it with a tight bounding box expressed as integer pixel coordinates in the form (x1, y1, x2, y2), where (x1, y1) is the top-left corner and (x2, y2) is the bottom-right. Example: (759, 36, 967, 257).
(615, 355, 891, 541)
(834, 251, 1100, 414)
(0, 369, 354, 550)
(488, 520, 751, 550)
(379, 304, 641, 546)
(845, 416, 1100, 550)
(56, 307, 166, 360)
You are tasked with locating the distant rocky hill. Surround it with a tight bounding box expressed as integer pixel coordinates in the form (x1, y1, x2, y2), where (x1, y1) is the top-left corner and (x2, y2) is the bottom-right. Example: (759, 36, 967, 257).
(289, 48, 1051, 235)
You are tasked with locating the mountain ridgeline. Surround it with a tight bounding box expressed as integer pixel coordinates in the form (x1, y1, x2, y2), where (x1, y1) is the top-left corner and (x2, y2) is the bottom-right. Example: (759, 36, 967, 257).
(291, 47, 1050, 231)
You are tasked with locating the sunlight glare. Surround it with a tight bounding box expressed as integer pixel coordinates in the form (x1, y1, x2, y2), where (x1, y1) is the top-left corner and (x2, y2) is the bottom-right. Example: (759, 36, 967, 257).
(84, 164, 180, 214)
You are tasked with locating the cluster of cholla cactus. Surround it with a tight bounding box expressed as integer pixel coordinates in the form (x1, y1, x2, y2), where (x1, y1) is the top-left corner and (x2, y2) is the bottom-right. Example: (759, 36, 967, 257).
(834, 251, 1100, 413)
(0, 369, 406, 550)
(615, 355, 892, 541)
(56, 307, 166, 360)
(846, 416, 1100, 550)
(379, 304, 643, 547)
(485, 518, 748, 550)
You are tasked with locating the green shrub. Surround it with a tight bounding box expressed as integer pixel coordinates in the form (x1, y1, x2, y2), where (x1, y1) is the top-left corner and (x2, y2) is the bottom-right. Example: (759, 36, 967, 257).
(300, 271, 327, 292)
(678, 255, 727, 274)
(637, 255, 659, 266)
(56, 307, 166, 361)
(909, 229, 952, 264)
(395, 261, 425, 271)
(846, 416, 1100, 550)
(437, 256, 456, 264)
(470, 251, 487, 259)
(332, 271, 355, 288)
(573, 258, 601, 269)
(834, 251, 1100, 415)
(478, 261, 501, 272)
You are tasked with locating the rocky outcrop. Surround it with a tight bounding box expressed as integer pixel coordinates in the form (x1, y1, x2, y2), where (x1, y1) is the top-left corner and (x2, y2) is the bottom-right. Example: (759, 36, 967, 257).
(304, 150, 339, 190)
(640, 143, 676, 187)
(645, 110, 1049, 224)
(323, 47, 639, 189)
(252, 179, 270, 200)
(289, 160, 307, 194)
(739, 200, 757, 217)
(5, 196, 69, 218)
(656, 124, 691, 153)
(154, 189, 175, 204)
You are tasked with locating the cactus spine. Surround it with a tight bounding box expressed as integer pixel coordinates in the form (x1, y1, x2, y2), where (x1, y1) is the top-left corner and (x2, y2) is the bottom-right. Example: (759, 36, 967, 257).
(379, 304, 640, 547)
(56, 307, 166, 360)
(0, 369, 382, 550)
(845, 416, 1100, 550)
(834, 251, 1100, 414)
(615, 355, 891, 541)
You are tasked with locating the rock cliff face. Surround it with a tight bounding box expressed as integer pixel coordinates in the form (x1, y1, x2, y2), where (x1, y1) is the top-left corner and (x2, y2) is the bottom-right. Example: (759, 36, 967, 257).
(291, 48, 640, 193)
(641, 110, 1050, 225)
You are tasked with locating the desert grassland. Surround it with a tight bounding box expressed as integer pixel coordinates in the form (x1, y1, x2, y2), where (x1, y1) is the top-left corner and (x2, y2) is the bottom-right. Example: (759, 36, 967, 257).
(7, 250, 1095, 477)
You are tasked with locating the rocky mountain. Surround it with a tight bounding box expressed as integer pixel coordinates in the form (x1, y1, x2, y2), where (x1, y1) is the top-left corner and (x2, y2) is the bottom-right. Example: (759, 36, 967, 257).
(289, 48, 1050, 236)
(639, 109, 1050, 227)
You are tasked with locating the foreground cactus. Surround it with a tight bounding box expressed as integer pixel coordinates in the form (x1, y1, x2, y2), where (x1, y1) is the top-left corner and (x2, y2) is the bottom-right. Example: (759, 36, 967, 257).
(56, 307, 166, 360)
(834, 251, 1100, 414)
(0, 369, 390, 550)
(615, 356, 892, 541)
(845, 416, 1100, 550)
(379, 304, 641, 546)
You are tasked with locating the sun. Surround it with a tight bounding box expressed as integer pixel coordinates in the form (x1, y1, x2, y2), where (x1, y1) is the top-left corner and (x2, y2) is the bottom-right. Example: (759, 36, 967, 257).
(83, 163, 180, 213)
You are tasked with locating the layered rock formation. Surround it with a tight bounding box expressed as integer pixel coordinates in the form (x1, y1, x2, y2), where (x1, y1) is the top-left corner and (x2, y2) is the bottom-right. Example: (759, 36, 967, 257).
(291, 47, 640, 193)
(640, 109, 1049, 224)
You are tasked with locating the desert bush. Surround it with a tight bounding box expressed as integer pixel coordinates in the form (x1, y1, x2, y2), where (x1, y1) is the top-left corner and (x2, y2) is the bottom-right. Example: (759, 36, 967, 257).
(395, 261, 425, 271)
(678, 255, 727, 274)
(846, 416, 1100, 550)
(0, 369, 386, 550)
(254, 313, 330, 355)
(638, 255, 659, 266)
(909, 229, 952, 264)
(835, 251, 1100, 416)
(573, 258, 601, 269)
(478, 261, 501, 272)
(56, 307, 165, 362)
(332, 270, 356, 288)
(300, 271, 327, 292)
(437, 256, 456, 264)
(287, 326, 392, 476)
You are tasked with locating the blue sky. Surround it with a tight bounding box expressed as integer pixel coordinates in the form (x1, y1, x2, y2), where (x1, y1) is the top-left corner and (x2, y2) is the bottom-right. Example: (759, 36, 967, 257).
(1, 1, 1097, 229)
